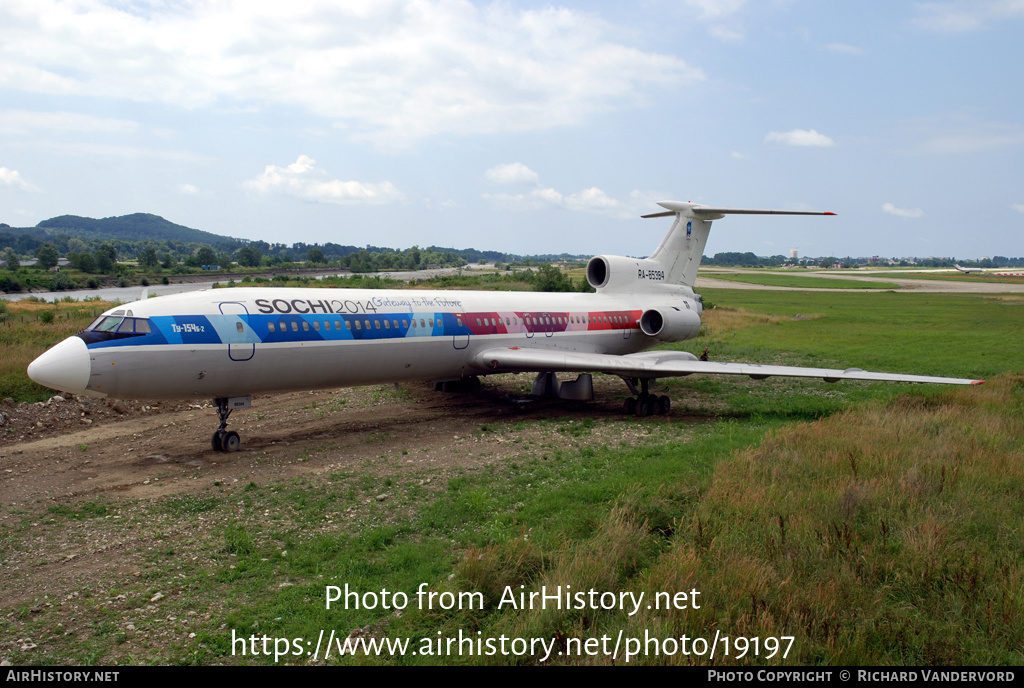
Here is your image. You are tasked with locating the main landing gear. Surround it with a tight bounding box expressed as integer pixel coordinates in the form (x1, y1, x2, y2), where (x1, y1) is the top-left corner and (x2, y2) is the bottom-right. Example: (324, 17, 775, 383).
(211, 396, 250, 452)
(621, 377, 671, 417)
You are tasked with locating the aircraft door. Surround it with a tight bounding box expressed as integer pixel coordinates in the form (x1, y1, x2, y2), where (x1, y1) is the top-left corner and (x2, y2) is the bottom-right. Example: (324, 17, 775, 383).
(451, 306, 469, 350)
(219, 302, 255, 362)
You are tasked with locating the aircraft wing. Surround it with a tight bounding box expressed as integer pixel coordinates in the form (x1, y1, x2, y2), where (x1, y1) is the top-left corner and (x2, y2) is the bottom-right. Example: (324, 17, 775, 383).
(473, 348, 984, 385)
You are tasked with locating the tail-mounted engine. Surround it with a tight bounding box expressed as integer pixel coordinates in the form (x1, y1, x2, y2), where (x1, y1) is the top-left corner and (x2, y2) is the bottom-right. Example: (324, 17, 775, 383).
(639, 306, 701, 342)
(587, 255, 669, 292)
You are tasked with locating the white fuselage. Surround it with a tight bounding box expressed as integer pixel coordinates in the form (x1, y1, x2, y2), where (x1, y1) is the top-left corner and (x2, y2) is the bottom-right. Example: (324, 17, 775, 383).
(35, 286, 700, 400)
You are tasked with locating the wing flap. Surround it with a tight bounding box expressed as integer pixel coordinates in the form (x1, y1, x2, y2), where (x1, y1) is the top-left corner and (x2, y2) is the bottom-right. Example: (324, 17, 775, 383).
(473, 348, 984, 385)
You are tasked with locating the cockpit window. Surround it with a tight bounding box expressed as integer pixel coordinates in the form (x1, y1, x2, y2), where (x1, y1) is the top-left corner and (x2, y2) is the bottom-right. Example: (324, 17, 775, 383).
(94, 316, 123, 332)
(88, 316, 151, 334)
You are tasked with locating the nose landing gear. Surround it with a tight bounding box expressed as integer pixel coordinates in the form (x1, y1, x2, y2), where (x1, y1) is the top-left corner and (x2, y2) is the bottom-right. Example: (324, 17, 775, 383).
(210, 396, 250, 452)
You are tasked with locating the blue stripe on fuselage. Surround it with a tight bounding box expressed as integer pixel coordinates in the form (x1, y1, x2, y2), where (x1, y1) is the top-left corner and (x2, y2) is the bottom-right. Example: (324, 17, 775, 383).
(80, 313, 470, 349)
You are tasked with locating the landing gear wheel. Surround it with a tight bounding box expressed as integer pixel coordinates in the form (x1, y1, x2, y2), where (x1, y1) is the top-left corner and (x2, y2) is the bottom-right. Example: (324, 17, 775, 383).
(658, 395, 671, 415)
(211, 431, 223, 452)
(222, 431, 241, 453)
(635, 395, 650, 417)
(624, 397, 637, 415)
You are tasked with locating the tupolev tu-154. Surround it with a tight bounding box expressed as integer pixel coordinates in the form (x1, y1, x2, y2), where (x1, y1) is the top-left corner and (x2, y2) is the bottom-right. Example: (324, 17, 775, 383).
(27, 201, 984, 452)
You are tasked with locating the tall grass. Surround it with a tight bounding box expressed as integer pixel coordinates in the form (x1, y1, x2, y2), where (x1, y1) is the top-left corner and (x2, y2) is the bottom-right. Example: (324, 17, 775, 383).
(0, 299, 111, 400)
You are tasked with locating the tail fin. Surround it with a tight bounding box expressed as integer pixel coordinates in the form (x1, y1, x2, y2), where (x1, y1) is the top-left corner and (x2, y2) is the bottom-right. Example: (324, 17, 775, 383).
(645, 202, 836, 287)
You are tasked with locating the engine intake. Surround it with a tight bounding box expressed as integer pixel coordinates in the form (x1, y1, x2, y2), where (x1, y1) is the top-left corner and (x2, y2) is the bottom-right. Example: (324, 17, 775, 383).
(587, 255, 668, 292)
(639, 307, 701, 342)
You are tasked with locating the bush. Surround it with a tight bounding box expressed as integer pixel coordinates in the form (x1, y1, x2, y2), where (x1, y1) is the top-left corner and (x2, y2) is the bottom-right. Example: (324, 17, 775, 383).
(39, 310, 56, 324)
(162, 276, 170, 285)
(86, 277, 100, 289)
(140, 277, 150, 286)
(51, 271, 76, 291)
(0, 275, 23, 292)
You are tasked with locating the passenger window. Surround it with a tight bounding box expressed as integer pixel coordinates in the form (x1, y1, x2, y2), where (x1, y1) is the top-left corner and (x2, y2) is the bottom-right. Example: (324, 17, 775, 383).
(375, 321, 381, 329)
(302, 321, 309, 331)
(429, 319, 434, 327)
(384, 320, 391, 329)
(420, 319, 425, 328)
(291, 322, 298, 332)
(345, 321, 351, 330)
(364, 320, 370, 329)
(268, 322, 276, 333)
(393, 320, 399, 329)
(324, 321, 330, 330)
(411, 319, 417, 328)
(402, 319, 408, 328)
(355, 320, 362, 330)
(236, 322, 245, 333)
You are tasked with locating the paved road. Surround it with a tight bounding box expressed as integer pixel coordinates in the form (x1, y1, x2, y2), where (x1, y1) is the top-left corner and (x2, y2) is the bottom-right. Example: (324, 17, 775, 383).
(697, 269, 1024, 294)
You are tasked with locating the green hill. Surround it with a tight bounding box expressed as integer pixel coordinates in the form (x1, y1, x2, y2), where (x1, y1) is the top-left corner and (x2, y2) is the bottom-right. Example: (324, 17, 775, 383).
(33, 213, 242, 246)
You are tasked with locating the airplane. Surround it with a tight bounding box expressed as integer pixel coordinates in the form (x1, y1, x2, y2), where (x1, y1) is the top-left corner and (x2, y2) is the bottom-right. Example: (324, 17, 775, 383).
(27, 201, 984, 452)
(955, 264, 983, 274)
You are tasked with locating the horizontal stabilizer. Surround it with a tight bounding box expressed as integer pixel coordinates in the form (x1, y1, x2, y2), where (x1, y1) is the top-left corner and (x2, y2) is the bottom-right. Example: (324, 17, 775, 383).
(643, 201, 836, 219)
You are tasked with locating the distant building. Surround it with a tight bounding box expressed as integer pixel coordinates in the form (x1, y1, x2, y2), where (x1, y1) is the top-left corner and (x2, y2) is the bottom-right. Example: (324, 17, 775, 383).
(790, 249, 799, 259)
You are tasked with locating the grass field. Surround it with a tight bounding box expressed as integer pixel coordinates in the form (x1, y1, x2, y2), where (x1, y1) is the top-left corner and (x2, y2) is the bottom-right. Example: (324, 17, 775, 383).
(900, 272, 1024, 284)
(0, 298, 113, 401)
(3, 286, 1023, 665)
(701, 272, 901, 290)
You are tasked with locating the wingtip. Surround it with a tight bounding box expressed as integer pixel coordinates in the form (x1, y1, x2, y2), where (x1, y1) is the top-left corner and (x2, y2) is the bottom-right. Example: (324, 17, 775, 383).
(971, 380, 986, 385)
(824, 211, 837, 215)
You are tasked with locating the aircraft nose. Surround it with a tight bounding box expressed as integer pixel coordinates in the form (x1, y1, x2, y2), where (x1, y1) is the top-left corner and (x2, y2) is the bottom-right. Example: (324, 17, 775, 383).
(27, 336, 92, 395)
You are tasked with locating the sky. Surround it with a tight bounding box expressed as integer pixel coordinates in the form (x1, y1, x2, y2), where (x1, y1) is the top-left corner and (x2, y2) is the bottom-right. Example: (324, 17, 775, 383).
(1, 0, 1022, 260)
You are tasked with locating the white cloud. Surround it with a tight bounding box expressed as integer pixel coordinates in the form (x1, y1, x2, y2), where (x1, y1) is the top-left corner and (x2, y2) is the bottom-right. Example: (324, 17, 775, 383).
(765, 129, 836, 147)
(176, 183, 200, 196)
(709, 25, 746, 42)
(1011, 203, 1024, 213)
(912, 0, 1024, 32)
(0, 110, 139, 135)
(32, 140, 213, 163)
(0, 0, 702, 147)
(564, 187, 621, 213)
(0, 167, 40, 192)
(243, 155, 404, 205)
(904, 114, 1024, 154)
(482, 166, 661, 218)
(683, 0, 747, 19)
(882, 203, 924, 219)
(825, 43, 864, 55)
(485, 163, 540, 186)
(730, 151, 747, 159)
(919, 130, 1024, 154)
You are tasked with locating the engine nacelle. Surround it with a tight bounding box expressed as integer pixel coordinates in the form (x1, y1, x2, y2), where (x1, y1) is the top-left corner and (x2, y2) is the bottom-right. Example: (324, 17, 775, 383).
(639, 307, 701, 342)
(587, 255, 668, 292)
